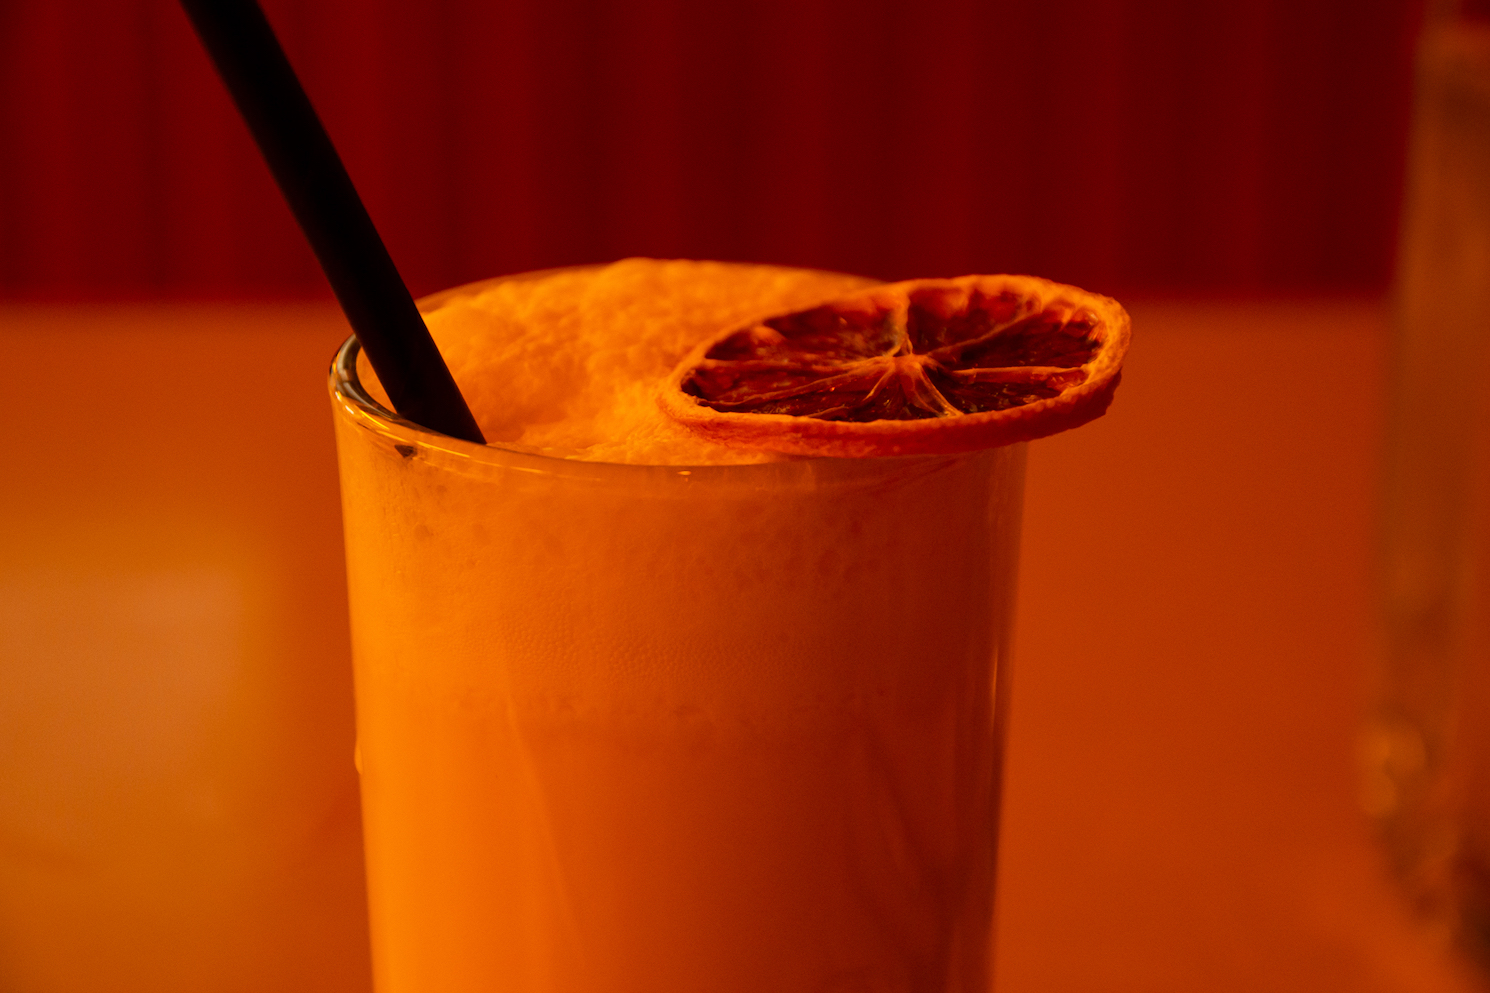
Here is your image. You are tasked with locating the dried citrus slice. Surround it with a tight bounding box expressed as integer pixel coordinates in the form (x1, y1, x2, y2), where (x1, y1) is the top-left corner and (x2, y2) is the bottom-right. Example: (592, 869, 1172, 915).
(658, 274, 1131, 457)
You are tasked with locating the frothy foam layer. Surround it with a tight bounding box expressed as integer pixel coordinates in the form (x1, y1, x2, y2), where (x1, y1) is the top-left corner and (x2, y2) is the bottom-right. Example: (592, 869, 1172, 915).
(359, 259, 875, 464)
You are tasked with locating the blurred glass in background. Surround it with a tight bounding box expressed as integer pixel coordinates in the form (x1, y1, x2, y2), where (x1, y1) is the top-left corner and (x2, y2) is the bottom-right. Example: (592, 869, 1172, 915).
(1373, 0, 1490, 973)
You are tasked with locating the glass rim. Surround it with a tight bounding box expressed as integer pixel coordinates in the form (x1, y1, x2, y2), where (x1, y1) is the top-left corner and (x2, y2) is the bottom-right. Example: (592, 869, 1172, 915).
(331, 334, 1011, 485)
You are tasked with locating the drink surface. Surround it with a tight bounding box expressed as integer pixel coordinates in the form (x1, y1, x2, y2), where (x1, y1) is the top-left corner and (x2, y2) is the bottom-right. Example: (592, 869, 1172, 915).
(359, 258, 874, 464)
(332, 261, 1025, 992)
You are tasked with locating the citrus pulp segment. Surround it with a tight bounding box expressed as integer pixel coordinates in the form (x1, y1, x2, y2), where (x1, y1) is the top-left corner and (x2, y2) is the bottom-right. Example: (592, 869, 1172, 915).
(659, 274, 1130, 457)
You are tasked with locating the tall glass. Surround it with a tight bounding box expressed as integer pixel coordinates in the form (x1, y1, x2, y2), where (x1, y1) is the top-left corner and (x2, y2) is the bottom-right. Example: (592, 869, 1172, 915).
(329, 299, 1026, 992)
(1371, 5, 1490, 970)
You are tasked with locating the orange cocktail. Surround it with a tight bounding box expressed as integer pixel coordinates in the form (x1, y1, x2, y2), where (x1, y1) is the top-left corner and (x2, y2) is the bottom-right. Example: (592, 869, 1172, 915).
(329, 260, 1120, 992)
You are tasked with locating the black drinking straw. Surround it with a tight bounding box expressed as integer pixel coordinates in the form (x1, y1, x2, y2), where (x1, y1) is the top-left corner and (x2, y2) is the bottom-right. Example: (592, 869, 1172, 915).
(179, 0, 486, 444)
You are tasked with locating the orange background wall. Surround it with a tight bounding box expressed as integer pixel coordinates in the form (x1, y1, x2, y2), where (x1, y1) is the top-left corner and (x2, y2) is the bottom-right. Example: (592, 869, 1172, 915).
(0, 0, 1422, 300)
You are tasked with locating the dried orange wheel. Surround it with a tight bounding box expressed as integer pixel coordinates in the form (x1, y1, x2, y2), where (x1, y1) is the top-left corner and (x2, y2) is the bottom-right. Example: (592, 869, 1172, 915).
(659, 274, 1131, 457)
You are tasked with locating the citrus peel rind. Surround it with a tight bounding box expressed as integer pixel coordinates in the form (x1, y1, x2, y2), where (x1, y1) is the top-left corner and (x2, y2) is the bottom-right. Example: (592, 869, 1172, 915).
(658, 274, 1131, 457)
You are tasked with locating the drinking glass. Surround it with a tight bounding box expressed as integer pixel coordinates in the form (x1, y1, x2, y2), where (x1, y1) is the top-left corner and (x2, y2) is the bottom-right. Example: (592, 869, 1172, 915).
(328, 281, 1026, 992)
(1371, 4, 1490, 968)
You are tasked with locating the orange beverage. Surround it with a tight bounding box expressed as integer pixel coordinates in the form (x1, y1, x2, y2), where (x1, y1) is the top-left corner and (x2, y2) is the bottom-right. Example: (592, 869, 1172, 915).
(330, 261, 1027, 992)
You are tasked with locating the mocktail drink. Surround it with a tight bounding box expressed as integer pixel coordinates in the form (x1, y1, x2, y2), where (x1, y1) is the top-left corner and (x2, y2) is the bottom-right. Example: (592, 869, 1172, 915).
(330, 261, 1026, 992)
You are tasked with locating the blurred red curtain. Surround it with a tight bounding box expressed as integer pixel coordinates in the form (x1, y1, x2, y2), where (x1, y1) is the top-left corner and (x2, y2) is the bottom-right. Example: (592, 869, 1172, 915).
(0, 0, 1420, 299)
